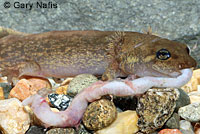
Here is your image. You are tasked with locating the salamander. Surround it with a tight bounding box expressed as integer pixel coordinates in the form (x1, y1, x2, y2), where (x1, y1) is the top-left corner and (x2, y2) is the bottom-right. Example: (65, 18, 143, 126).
(0, 30, 196, 81)
(0, 29, 196, 128)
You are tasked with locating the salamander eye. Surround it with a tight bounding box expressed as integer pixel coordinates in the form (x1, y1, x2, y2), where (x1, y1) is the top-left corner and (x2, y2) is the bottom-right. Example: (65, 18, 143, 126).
(156, 49, 171, 60)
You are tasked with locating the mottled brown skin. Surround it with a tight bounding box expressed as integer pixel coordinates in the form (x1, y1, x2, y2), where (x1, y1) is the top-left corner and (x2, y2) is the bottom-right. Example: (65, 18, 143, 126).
(0, 30, 197, 82)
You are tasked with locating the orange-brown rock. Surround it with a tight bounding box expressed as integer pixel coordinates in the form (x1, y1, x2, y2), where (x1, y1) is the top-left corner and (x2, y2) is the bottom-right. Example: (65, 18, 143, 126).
(9, 78, 51, 101)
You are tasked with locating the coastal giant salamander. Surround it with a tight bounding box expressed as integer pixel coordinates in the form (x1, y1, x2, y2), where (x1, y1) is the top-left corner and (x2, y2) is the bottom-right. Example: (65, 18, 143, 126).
(0, 30, 196, 127)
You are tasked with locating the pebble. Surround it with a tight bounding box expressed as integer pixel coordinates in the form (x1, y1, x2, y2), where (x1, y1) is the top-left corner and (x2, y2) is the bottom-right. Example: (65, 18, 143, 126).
(182, 69, 200, 93)
(137, 88, 179, 133)
(179, 120, 194, 134)
(95, 110, 139, 134)
(83, 99, 117, 130)
(48, 93, 72, 111)
(55, 85, 68, 95)
(25, 125, 46, 134)
(188, 91, 200, 103)
(165, 113, 180, 129)
(175, 88, 190, 112)
(178, 102, 200, 122)
(46, 128, 75, 134)
(0, 87, 4, 100)
(9, 78, 51, 101)
(0, 98, 30, 134)
(158, 129, 182, 134)
(76, 123, 91, 134)
(67, 74, 98, 97)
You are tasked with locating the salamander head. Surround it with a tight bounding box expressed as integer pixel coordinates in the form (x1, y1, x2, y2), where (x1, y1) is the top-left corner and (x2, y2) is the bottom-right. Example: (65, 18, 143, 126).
(119, 37, 197, 78)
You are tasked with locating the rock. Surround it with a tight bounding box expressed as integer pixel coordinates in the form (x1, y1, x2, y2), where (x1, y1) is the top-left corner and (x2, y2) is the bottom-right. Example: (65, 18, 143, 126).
(9, 78, 51, 101)
(56, 85, 68, 95)
(0, 83, 12, 99)
(76, 123, 91, 134)
(189, 91, 200, 103)
(46, 128, 75, 134)
(95, 110, 139, 134)
(0, 98, 30, 134)
(25, 126, 46, 134)
(0, 77, 7, 83)
(48, 93, 72, 111)
(194, 123, 200, 134)
(0, 87, 4, 100)
(113, 96, 138, 111)
(179, 120, 194, 134)
(178, 102, 200, 122)
(165, 113, 180, 129)
(182, 69, 200, 93)
(175, 88, 190, 112)
(83, 99, 117, 130)
(136, 88, 179, 133)
(158, 129, 182, 134)
(67, 74, 98, 97)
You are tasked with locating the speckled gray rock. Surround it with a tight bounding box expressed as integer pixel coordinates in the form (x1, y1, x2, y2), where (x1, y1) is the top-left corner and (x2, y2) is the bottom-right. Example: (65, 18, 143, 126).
(46, 128, 75, 134)
(164, 113, 180, 129)
(179, 120, 195, 134)
(178, 102, 200, 122)
(175, 88, 190, 112)
(136, 88, 180, 133)
(83, 99, 117, 131)
(25, 126, 46, 134)
(0, 0, 200, 41)
(67, 74, 98, 97)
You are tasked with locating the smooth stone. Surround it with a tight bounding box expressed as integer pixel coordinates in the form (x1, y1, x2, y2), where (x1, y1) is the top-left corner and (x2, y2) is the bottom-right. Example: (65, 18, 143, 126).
(83, 99, 117, 131)
(9, 78, 51, 101)
(165, 113, 180, 129)
(67, 74, 98, 97)
(25, 126, 46, 134)
(175, 88, 190, 112)
(158, 129, 182, 134)
(178, 102, 200, 122)
(188, 91, 200, 103)
(46, 128, 75, 134)
(0, 98, 30, 134)
(95, 110, 139, 134)
(179, 120, 194, 134)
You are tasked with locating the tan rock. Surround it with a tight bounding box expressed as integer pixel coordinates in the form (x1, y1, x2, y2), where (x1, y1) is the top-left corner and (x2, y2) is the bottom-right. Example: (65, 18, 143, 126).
(182, 69, 200, 93)
(189, 91, 200, 103)
(0, 98, 30, 134)
(95, 110, 139, 134)
(83, 99, 117, 130)
(0, 77, 7, 83)
(56, 85, 68, 95)
(9, 78, 51, 101)
(0, 87, 4, 100)
(67, 74, 98, 96)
